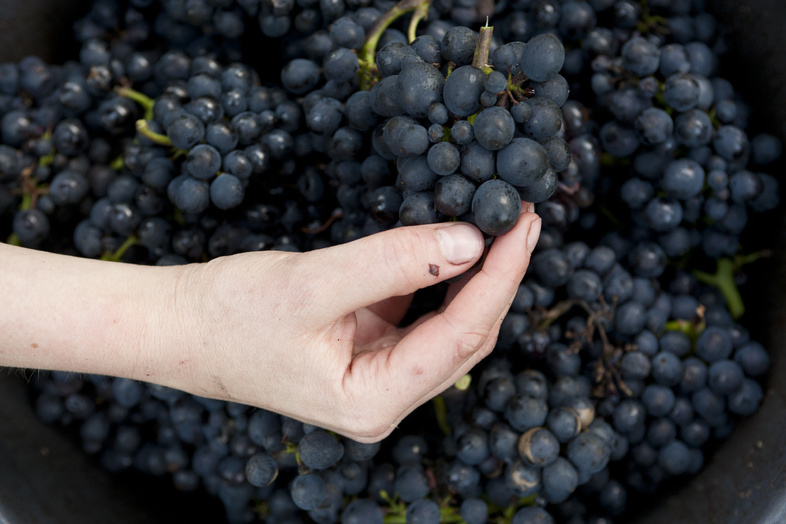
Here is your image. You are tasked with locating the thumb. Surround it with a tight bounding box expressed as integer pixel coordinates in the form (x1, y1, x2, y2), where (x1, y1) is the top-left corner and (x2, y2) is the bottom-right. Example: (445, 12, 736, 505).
(306, 222, 485, 321)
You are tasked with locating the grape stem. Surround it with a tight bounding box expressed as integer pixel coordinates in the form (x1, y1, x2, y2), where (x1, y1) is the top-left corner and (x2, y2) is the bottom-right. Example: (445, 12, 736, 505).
(692, 254, 768, 320)
(110, 154, 125, 171)
(432, 395, 451, 436)
(101, 235, 138, 262)
(471, 19, 494, 71)
(116, 86, 155, 121)
(407, 0, 430, 43)
(664, 305, 706, 345)
(357, 0, 431, 90)
(135, 119, 174, 147)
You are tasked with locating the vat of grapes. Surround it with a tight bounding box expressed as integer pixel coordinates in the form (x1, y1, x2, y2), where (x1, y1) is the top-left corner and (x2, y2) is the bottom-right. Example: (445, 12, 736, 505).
(0, 0, 784, 523)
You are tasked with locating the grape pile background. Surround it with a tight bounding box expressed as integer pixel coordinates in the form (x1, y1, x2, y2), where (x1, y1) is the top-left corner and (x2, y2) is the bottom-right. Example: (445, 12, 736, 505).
(0, 0, 784, 523)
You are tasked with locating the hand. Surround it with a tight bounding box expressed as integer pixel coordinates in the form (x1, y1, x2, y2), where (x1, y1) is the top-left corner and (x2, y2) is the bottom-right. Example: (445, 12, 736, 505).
(169, 204, 541, 442)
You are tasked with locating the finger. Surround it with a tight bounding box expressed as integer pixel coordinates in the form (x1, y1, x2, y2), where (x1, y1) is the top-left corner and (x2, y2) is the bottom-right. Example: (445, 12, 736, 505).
(303, 222, 485, 323)
(366, 294, 414, 326)
(352, 308, 400, 351)
(352, 210, 541, 415)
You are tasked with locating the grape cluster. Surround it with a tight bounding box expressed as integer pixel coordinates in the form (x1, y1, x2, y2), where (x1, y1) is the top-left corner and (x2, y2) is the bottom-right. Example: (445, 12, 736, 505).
(1, 0, 782, 523)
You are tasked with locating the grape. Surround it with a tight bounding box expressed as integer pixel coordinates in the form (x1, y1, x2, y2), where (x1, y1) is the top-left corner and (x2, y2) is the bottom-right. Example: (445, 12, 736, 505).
(245, 453, 278, 487)
(663, 73, 700, 112)
(497, 137, 549, 188)
(426, 141, 460, 176)
(523, 96, 563, 140)
(520, 33, 565, 82)
(518, 427, 560, 467)
(341, 498, 383, 524)
(442, 65, 484, 117)
(473, 106, 515, 151)
(472, 179, 522, 236)
(434, 174, 475, 216)
(399, 191, 441, 226)
(167, 112, 205, 150)
(541, 457, 579, 504)
(210, 174, 244, 210)
(441, 26, 477, 66)
(396, 60, 445, 119)
(290, 473, 326, 510)
(621, 36, 661, 77)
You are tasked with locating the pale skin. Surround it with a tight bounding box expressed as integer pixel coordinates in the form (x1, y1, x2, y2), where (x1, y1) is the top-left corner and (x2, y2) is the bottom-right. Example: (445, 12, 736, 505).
(0, 204, 541, 443)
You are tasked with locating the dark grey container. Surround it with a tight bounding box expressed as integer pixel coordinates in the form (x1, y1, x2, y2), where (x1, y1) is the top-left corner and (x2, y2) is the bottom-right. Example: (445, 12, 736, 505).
(0, 1, 784, 523)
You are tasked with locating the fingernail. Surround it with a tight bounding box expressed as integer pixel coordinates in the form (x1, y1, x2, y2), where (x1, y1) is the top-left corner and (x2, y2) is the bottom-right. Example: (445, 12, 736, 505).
(436, 224, 483, 265)
(526, 202, 535, 214)
(527, 217, 541, 255)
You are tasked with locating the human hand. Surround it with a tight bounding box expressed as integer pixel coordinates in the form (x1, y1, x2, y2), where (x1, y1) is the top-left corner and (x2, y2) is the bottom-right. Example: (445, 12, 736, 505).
(167, 203, 541, 442)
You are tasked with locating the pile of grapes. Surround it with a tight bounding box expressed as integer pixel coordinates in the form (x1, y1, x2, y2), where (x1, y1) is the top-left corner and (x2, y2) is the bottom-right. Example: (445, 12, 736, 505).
(1, 0, 781, 523)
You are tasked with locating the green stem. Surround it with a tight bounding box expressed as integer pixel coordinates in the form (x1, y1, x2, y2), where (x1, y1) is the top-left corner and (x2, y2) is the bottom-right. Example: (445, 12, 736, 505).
(116, 86, 155, 121)
(110, 154, 125, 171)
(136, 119, 173, 147)
(6, 233, 21, 246)
(663, 318, 705, 347)
(101, 235, 138, 262)
(471, 20, 494, 70)
(454, 374, 471, 391)
(407, 0, 430, 43)
(693, 258, 745, 319)
(432, 395, 451, 436)
(358, 0, 431, 89)
(438, 508, 467, 523)
(38, 131, 56, 167)
(20, 192, 34, 211)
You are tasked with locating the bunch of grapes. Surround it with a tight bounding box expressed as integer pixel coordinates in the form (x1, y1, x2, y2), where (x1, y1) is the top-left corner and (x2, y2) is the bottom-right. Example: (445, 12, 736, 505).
(0, 0, 782, 523)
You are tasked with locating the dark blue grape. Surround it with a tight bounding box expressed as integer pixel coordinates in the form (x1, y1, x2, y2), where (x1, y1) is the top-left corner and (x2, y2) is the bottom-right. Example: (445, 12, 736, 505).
(210, 174, 244, 210)
(184, 144, 221, 180)
(696, 326, 734, 362)
(663, 73, 700, 112)
(621, 36, 660, 76)
(547, 407, 581, 443)
(523, 97, 563, 141)
(451, 120, 474, 145)
(734, 341, 770, 377)
(341, 498, 383, 524)
(443, 65, 484, 117)
(472, 179, 522, 236)
(658, 440, 691, 476)
(728, 379, 763, 416)
(394, 466, 430, 502)
(520, 33, 565, 82)
(290, 473, 326, 510)
(245, 453, 278, 487)
(434, 174, 475, 216)
(505, 388, 550, 430)
(280, 58, 319, 94)
(541, 457, 578, 504)
(497, 137, 549, 188)
(518, 427, 560, 467)
(474, 106, 515, 151)
(167, 112, 205, 150)
(426, 141, 460, 175)
(566, 431, 611, 478)
(635, 108, 673, 146)
(441, 26, 477, 66)
(396, 60, 445, 119)
(456, 428, 489, 466)
(399, 191, 441, 225)
(460, 498, 488, 524)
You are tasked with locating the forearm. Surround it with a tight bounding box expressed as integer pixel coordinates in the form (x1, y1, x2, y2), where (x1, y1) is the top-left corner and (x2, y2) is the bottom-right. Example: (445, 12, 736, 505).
(0, 242, 187, 384)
